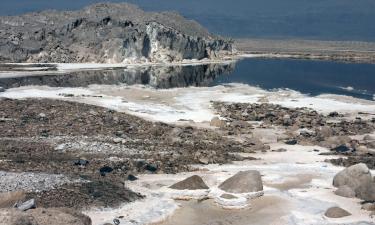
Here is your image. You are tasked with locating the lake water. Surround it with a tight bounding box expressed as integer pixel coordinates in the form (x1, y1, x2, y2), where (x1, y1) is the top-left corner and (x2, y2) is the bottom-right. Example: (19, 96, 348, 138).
(1, 58, 375, 101)
(1, 0, 375, 41)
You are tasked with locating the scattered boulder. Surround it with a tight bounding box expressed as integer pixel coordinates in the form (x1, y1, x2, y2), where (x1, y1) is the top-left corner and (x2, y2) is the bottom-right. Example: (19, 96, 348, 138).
(322, 136, 351, 149)
(324, 207, 351, 218)
(73, 159, 89, 166)
(356, 145, 369, 154)
(285, 139, 297, 145)
(318, 126, 334, 138)
(38, 113, 47, 119)
(333, 145, 351, 153)
(210, 117, 225, 128)
(16, 199, 36, 211)
(198, 157, 209, 165)
(252, 129, 278, 144)
(99, 166, 113, 176)
(219, 170, 263, 193)
(362, 203, 375, 211)
(113, 138, 123, 144)
(170, 175, 209, 190)
(333, 163, 375, 201)
(364, 135, 375, 141)
(113, 218, 120, 225)
(334, 185, 356, 198)
(127, 174, 138, 181)
(282, 114, 293, 126)
(328, 112, 339, 117)
(145, 163, 158, 172)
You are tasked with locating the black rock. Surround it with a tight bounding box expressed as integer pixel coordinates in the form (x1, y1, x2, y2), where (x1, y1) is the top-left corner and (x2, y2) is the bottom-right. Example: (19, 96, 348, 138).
(333, 145, 351, 153)
(300, 131, 313, 138)
(136, 160, 146, 168)
(74, 159, 89, 166)
(285, 139, 298, 145)
(113, 218, 120, 225)
(40, 130, 49, 137)
(99, 166, 114, 176)
(329, 112, 339, 117)
(127, 174, 138, 181)
(0, 87, 4, 92)
(145, 163, 158, 172)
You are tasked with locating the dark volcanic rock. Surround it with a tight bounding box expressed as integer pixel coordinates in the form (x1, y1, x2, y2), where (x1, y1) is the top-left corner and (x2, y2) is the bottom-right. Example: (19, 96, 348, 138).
(0, 3, 232, 63)
(127, 174, 138, 181)
(285, 139, 298, 145)
(333, 145, 352, 153)
(169, 175, 209, 190)
(99, 166, 113, 176)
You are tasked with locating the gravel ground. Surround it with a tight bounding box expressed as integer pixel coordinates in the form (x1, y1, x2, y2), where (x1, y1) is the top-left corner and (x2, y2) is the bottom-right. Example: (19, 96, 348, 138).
(0, 171, 77, 193)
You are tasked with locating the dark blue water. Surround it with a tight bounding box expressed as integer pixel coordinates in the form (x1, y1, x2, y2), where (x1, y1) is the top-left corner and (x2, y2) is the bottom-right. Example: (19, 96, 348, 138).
(1, 58, 375, 100)
(213, 58, 375, 100)
(1, 0, 375, 41)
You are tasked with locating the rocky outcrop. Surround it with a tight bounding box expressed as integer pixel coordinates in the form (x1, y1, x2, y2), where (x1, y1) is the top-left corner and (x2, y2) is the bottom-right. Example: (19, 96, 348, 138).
(0, 3, 233, 63)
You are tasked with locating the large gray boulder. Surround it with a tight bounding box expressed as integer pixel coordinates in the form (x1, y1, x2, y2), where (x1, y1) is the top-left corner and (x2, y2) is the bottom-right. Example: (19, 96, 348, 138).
(219, 170, 263, 193)
(334, 185, 356, 198)
(324, 207, 351, 218)
(333, 163, 375, 201)
(169, 175, 209, 190)
(0, 3, 232, 63)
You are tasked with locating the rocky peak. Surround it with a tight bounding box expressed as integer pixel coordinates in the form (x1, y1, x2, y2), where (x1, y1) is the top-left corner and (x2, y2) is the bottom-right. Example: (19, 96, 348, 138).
(0, 3, 232, 63)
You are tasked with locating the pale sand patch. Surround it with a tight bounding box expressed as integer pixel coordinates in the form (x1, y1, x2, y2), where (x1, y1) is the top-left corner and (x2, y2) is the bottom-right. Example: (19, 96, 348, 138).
(159, 196, 290, 225)
(265, 174, 316, 191)
(0, 191, 25, 208)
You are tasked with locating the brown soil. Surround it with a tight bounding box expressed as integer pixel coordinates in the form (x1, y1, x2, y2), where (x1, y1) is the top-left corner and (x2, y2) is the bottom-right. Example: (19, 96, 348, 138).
(0, 98, 253, 210)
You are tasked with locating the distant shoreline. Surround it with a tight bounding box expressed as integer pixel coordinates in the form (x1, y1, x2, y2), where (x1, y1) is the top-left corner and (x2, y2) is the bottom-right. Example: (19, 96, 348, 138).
(235, 38, 375, 64)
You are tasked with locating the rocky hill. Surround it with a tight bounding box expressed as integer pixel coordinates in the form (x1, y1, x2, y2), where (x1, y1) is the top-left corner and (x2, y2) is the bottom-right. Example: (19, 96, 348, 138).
(0, 3, 233, 63)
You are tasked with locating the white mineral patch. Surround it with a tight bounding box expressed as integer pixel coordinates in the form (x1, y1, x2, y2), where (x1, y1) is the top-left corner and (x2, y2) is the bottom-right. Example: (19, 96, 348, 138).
(85, 144, 375, 225)
(2, 83, 375, 124)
